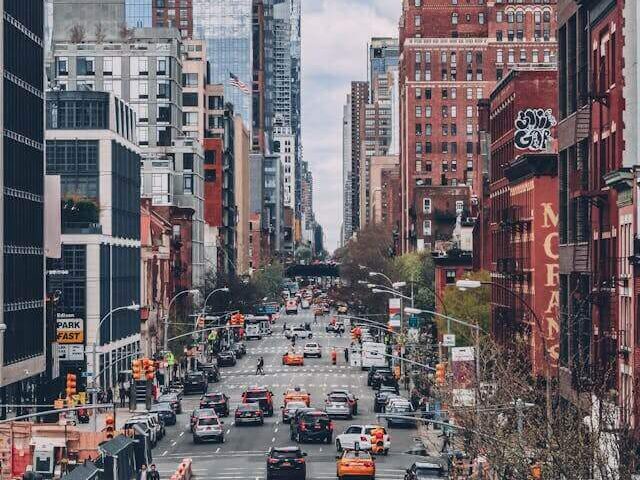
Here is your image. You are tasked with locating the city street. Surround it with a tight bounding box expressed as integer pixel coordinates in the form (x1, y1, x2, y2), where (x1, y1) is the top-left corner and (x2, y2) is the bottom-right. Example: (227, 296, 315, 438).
(152, 311, 421, 479)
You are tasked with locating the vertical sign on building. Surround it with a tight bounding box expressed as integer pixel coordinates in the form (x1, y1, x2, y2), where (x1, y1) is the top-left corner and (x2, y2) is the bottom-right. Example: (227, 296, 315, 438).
(388, 298, 401, 328)
(451, 346, 476, 406)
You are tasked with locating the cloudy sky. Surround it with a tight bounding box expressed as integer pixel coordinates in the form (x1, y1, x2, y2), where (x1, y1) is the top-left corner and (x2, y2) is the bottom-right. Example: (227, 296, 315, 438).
(301, 0, 401, 253)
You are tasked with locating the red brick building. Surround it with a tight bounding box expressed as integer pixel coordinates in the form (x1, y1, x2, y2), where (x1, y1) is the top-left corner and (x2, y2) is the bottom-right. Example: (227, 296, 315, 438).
(487, 68, 559, 375)
(203, 138, 224, 228)
(153, 0, 193, 38)
(398, 0, 557, 253)
(434, 252, 473, 314)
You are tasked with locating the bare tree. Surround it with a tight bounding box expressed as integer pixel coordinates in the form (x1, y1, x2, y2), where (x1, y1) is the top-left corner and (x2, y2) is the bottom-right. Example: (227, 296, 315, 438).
(119, 23, 135, 43)
(69, 24, 85, 44)
(95, 22, 106, 43)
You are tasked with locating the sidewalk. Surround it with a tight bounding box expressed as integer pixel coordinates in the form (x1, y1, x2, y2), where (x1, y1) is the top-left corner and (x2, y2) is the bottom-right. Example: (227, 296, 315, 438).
(418, 422, 445, 456)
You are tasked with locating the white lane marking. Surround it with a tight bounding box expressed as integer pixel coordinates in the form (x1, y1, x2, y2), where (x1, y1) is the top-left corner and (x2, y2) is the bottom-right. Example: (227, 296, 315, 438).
(162, 450, 168, 456)
(226, 429, 231, 434)
(171, 441, 177, 446)
(215, 447, 220, 453)
(179, 431, 184, 437)
(271, 437, 275, 442)
(274, 428, 278, 433)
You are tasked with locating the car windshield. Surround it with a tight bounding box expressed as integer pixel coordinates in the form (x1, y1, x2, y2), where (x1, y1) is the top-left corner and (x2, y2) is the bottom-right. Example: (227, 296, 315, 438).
(238, 404, 260, 411)
(194, 409, 215, 417)
(286, 401, 307, 410)
(364, 426, 387, 435)
(416, 467, 443, 477)
(391, 404, 412, 412)
(205, 394, 224, 402)
(271, 450, 301, 459)
(328, 395, 348, 403)
(158, 394, 177, 402)
(187, 373, 203, 380)
(343, 451, 372, 460)
(305, 344, 318, 348)
(198, 417, 219, 426)
(245, 390, 267, 399)
(303, 413, 329, 423)
(150, 403, 172, 412)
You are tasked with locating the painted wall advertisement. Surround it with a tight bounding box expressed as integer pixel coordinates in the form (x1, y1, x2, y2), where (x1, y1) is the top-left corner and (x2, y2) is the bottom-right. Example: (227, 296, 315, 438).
(388, 298, 401, 328)
(57, 312, 84, 361)
(451, 346, 476, 406)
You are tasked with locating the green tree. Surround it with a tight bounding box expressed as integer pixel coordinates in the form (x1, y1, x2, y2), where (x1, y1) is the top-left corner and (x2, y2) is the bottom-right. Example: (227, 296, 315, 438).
(252, 263, 285, 301)
(390, 251, 436, 312)
(439, 270, 491, 344)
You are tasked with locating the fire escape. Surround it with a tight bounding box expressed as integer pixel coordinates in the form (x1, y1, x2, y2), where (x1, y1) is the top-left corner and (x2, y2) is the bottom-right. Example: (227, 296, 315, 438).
(569, 64, 617, 391)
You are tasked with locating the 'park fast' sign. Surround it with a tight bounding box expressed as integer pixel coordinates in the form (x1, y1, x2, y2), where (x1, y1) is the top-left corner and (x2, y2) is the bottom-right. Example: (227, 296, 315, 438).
(56, 313, 84, 344)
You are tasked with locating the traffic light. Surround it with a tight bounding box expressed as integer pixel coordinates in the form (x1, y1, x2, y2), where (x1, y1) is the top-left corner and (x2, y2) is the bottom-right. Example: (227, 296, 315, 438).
(132, 359, 142, 381)
(105, 414, 115, 439)
(144, 358, 155, 381)
(65, 373, 77, 397)
(435, 363, 446, 386)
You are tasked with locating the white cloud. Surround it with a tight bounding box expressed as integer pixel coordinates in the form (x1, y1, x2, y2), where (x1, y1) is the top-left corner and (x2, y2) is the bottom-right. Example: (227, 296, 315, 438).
(301, 0, 401, 252)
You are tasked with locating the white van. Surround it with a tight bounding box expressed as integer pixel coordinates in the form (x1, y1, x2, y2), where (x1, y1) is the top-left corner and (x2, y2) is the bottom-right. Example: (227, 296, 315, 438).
(361, 342, 387, 370)
(245, 323, 262, 340)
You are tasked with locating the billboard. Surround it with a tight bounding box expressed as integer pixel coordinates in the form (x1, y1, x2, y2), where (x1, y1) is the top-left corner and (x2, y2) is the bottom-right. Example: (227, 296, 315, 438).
(451, 346, 476, 406)
(388, 298, 401, 328)
(56, 313, 84, 344)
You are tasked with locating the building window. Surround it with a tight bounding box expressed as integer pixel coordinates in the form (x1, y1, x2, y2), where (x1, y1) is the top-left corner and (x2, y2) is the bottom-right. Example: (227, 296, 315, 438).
(425, 106, 432, 117)
(423, 198, 432, 213)
(414, 14, 421, 26)
(445, 270, 456, 284)
(77, 57, 95, 76)
(131, 57, 149, 76)
(415, 106, 422, 117)
(182, 73, 198, 87)
(497, 49, 503, 63)
(158, 80, 171, 99)
(205, 150, 216, 165)
(479, 13, 485, 24)
(452, 13, 458, 24)
(423, 220, 432, 236)
(56, 57, 68, 76)
(183, 174, 193, 194)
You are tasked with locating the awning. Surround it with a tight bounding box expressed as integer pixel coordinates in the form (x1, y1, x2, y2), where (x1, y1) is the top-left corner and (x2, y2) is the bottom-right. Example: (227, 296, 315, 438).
(30, 436, 67, 449)
(61, 461, 100, 480)
(99, 434, 135, 456)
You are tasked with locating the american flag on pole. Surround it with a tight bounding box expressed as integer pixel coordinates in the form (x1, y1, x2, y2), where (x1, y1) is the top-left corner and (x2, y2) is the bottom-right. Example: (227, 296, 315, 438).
(228, 72, 251, 94)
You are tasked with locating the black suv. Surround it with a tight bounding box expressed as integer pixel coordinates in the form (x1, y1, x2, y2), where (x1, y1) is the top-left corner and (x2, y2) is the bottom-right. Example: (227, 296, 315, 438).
(200, 392, 229, 416)
(183, 371, 207, 394)
(290, 410, 333, 443)
(200, 363, 220, 382)
(217, 350, 237, 367)
(367, 366, 391, 387)
(404, 461, 446, 479)
(266, 446, 307, 480)
(374, 386, 400, 413)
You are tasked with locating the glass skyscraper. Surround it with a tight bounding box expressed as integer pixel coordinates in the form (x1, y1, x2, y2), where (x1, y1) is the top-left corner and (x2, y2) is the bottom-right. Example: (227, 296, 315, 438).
(125, 0, 152, 28)
(193, 0, 253, 128)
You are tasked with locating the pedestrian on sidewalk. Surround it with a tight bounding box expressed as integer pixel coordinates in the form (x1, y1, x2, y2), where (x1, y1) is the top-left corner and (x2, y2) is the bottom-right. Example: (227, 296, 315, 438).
(256, 356, 265, 375)
(148, 464, 160, 480)
(106, 387, 113, 405)
(138, 464, 148, 480)
(118, 383, 126, 408)
(344, 348, 349, 363)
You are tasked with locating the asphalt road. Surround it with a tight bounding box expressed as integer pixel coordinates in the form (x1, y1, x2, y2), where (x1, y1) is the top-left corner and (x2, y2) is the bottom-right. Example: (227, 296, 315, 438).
(152, 309, 424, 479)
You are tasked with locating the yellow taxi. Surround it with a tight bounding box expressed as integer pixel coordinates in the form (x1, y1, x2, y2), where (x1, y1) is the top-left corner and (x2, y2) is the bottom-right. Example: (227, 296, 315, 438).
(336, 449, 375, 480)
(282, 351, 304, 366)
(283, 387, 311, 406)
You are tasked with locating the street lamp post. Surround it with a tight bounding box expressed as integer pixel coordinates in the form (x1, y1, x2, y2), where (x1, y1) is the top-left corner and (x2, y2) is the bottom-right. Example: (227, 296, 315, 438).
(91, 303, 140, 430)
(454, 279, 553, 439)
(163, 289, 199, 353)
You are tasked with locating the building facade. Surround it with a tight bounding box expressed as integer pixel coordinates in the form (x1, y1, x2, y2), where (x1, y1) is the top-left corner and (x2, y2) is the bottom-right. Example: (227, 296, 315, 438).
(398, 0, 558, 253)
(46, 91, 141, 388)
(1, 0, 47, 407)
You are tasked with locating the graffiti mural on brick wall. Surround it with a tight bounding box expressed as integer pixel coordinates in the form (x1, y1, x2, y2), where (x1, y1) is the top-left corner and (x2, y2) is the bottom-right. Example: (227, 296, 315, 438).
(514, 108, 557, 151)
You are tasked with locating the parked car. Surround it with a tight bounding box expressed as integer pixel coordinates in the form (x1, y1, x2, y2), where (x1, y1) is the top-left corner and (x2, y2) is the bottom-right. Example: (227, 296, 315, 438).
(266, 446, 307, 480)
(149, 402, 177, 426)
(290, 410, 333, 443)
(130, 412, 165, 441)
(183, 371, 207, 395)
(234, 403, 265, 426)
(123, 417, 157, 446)
(302, 342, 322, 358)
(404, 461, 447, 479)
(217, 350, 237, 367)
(367, 367, 391, 387)
(374, 387, 400, 413)
(281, 400, 308, 423)
(192, 414, 224, 444)
(242, 387, 275, 416)
(157, 392, 182, 414)
(200, 363, 221, 382)
(232, 342, 247, 358)
(200, 392, 230, 417)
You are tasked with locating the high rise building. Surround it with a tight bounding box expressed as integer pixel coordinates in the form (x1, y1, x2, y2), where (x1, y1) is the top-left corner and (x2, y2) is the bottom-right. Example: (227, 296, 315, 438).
(398, 0, 557, 253)
(1, 0, 47, 407)
(273, 0, 292, 129)
(193, 0, 253, 128)
(46, 91, 141, 388)
(125, 0, 152, 28)
(252, 0, 274, 153)
(125, 0, 193, 37)
(368, 37, 399, 100)
(342, 97, 353, 244)
(273, 126, 296, 211)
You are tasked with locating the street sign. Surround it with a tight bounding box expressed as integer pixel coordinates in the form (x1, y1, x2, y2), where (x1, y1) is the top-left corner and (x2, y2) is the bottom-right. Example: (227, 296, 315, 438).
(442, 334, 456, 347)
(81, 372, 93, 378)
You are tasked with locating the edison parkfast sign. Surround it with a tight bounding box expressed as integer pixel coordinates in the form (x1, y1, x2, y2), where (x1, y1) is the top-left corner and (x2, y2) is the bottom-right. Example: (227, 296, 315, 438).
(56, 313, 84, 344)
